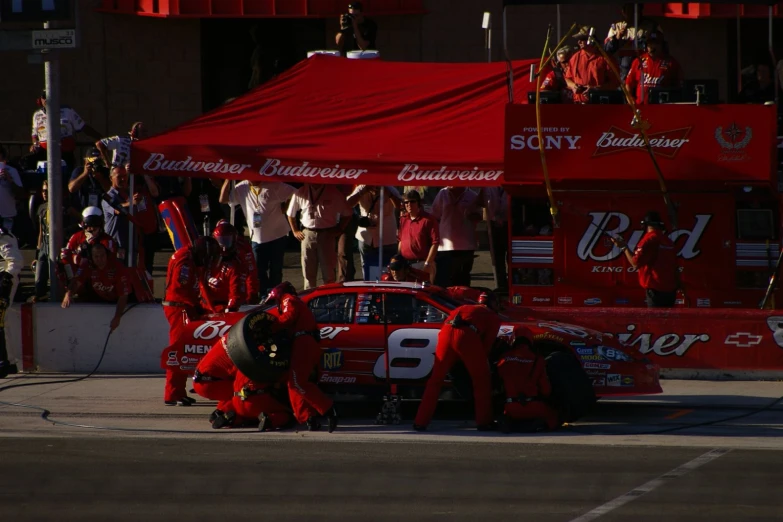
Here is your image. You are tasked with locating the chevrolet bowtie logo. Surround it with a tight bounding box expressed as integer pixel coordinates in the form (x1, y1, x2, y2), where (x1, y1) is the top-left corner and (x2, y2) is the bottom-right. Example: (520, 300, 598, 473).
(724, 332, 763, 348)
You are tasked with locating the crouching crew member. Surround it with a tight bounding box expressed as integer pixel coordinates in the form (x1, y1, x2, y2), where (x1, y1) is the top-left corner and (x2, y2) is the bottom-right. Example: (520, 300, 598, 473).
(413, 293, 501, 431)
(161, 236, 220, 406)
(266, 282, 338, 432)
(232, 371, 294, 432)
(496, 327, 559, 432)
(206, 221, 246, 313)
(0, 227, 22, 378)
(193, 335, 239, 428)
(61, 242, 131, 331)
(611, 210, 679, 307)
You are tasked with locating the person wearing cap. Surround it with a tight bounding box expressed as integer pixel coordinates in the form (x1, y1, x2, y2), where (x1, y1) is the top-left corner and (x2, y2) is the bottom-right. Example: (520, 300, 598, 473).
(605, 3, 664, 82)
(346, 185, 401, 280)
(335, 2, 378, 57)
(611, 210, 679, 307)
(625, 32, 682, 105)
(96, 122, 146, 168)
(68, 148, 112, 211)
(397, 190, 439, 282)
(565, 26, 619, 104)
(540, 46, 573, 102)
(29, 91, 102, 174)
(380, 254, 428, 283)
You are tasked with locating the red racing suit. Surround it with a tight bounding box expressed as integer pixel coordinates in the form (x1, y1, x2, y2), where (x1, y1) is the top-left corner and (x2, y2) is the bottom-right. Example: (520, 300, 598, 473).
(236, 237, 259, 303)
(497, 344, 559, 430)
(193, 336, 237, 413)
(232, 372, 292, 429)
(274, 294, 332, 423)
(633, 229, 678, 293)
(204, 258, 245, 313)
(58, 230, 117, 287)
(70, 259, 130, 302)
(161, 246, 204, 402)
(414, 304, 501, 428)
(625, 52, 683, 105)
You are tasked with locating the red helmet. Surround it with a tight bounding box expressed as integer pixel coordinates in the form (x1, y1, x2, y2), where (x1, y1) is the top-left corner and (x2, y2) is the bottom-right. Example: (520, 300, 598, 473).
(511, 326, 534, 348)
(265, 281, 297, 305)
(478, 291, 500, 311)
(191, 236, 221, 267)
(212, 219, 237, 256)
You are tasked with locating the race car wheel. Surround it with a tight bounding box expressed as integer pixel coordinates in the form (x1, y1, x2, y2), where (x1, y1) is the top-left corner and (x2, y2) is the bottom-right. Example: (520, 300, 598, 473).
(545, 351, 597, 423)
(225, 310, 292, 383)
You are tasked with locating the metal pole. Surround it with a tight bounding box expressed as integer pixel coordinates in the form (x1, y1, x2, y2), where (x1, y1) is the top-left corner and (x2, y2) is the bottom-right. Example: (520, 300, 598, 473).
(737, 5, 742, 95)
(229, 181, 236, 225)
(488, 23, 492, 63)
(635, 3, 644, 103)
(44, 21, 63, 302)
(378, 187, 384, 280)
(128, 174, 135, 267)
(556, 4, 561, 42)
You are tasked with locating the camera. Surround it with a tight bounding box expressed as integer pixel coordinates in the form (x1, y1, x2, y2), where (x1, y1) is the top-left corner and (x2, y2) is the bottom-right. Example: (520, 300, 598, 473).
(341, 12, 353, 29)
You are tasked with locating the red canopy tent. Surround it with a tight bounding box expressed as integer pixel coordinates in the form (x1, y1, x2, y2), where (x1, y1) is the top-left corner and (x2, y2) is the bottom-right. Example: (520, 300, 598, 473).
(131, 54, 539, 186)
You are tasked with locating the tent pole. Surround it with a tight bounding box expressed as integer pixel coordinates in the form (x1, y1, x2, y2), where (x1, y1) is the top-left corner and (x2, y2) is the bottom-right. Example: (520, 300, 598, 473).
(635, 3, 644, 103)
(378, 187, 384, 281)
(229, 180, 236, 226)
(771, 5, 779, 105)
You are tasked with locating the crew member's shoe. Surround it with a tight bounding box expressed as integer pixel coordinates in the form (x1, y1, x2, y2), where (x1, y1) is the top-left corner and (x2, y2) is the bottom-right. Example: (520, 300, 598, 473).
(209, 409, 224, 423)
(258, 413, 272, 432)
(181, 396, 197, 405)
(412, 424, 427, 432)
(164, 398, 192, 407)
(476, 422, 498, 432)
(326, 407, 338, 433)
(212, 410, 236, 429)
(0, 360, 17, 379)
(306, 417, 321, 431)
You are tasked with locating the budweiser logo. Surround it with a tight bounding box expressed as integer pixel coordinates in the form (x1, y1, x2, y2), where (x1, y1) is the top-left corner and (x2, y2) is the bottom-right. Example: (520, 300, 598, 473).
(260, 159, 367, 180)
(143, 154, 253, 175)
(397, 164, 502, 183)
(593, 126, 692, 158)
(577, 211, 711, 262)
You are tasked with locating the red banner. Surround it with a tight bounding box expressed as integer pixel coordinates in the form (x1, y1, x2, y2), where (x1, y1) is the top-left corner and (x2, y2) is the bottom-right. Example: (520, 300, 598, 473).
(504, 104, 777, 184)
(528, 307, 783, 372)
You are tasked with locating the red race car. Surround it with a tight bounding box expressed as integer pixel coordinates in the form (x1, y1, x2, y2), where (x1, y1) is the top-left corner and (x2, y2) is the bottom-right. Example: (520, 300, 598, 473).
(165, 281, 661, 416)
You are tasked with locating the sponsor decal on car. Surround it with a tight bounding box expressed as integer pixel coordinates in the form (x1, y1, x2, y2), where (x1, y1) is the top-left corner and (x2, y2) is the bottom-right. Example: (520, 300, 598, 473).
(575, 347, 593, 355)
(319, 373, 357, 385)
(609, 324, 710, 357)
(621, 375, 635, 386)
(584, 298, 602, 306)
(557, 297, 573, 305)
(532, 297, 551, 304)
(607, 373, 621, 386)
(615, 298, 630, 305)
(319, 326, 350, 340)
(592, 376, 606, 387)
(696, 298, 711, 308)
(322, 348, 343, 370)
(533, 332, 565, 343)
(571, 341, 586, 346)
(583, 362, 611, 370)
(724, 332, 763, 348)
(579, 354, 604, 361)
(595, 345, 634, 362)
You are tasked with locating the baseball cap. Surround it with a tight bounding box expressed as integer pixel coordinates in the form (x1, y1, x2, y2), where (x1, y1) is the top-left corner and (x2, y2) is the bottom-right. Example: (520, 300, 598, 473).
(403, 190, 422, 203)
(641, 210, 665, 227)
(348, 2, 363, 10)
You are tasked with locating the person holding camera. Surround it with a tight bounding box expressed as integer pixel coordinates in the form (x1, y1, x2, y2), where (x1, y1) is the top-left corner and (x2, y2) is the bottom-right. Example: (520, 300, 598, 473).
(335, 2, 377, 57)
(346, 185, 401, 280)
(68, 148, 112, 211)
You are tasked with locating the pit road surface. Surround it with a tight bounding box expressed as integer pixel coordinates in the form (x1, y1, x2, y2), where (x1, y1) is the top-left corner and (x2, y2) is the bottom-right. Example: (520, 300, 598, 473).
(2, 376, 783, 521)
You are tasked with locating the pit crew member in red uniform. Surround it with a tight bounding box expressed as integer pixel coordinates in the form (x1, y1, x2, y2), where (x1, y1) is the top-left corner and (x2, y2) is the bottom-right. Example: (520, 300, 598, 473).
(193, 335, 240, 428)
(496, 327, 559, 433)
(540, 46, 574, 103)
(232, 371, 294, 432)
(413, 294, 502, 431)
(611, 210, 678, 307)
(59, 207, 117, 285)
(161, 236, 221, 406)
(61, 242, 130, 331)
(625, 31, 682, 105)
(213, 219, 258, 304)
(205, 221, 246, 313)
(565, 26, 619, 104)
(266, 281, 338, 432)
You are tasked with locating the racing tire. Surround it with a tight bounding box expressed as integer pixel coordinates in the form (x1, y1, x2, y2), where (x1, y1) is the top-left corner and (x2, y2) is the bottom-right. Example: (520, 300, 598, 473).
(225, 310, 292, 383)
(545, 351, 596, 424)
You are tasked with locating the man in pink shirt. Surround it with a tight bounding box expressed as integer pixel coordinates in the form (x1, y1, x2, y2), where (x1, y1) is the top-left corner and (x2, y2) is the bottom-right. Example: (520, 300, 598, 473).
(397, 190, 439, 283)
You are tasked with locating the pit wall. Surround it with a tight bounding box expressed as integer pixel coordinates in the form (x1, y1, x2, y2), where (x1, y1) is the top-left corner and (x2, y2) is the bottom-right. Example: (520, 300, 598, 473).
(5, 303, 783, 379)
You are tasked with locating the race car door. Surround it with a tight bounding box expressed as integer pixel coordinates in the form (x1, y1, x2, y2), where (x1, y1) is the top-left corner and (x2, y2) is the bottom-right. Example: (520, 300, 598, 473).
(371, 291, 446, 385)
(306, 290, 385, 387)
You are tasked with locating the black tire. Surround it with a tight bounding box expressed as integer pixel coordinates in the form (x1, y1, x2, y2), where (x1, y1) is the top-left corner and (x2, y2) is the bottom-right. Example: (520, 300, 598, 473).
(545, 351, 596, 423)
(225, 310, 292, 383)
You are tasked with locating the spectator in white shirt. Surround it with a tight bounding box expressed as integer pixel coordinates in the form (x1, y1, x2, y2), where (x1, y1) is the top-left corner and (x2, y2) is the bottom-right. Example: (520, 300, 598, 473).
(0, 146, 23, 232)
(96, 122, 146, 168)
(431, 186, 482, 287)
(220, 179, 296, 295)
(287, 184, 352, 289)
(477, 187, 509, 291)
(346, 185, 402, 280)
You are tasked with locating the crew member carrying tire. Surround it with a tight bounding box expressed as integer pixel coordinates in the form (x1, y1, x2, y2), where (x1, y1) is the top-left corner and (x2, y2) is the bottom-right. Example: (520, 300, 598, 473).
(206, 220, 246, 313)
(161, 236, 220, 406)
(495, 326, 560, 433)
(413, 293, 502, 431)
(265, 282, 338, 432)
(0, 227, 22, 378)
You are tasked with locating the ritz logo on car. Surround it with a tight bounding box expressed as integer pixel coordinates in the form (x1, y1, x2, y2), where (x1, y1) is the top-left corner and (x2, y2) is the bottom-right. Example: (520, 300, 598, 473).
(322, 348, 343, 371)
